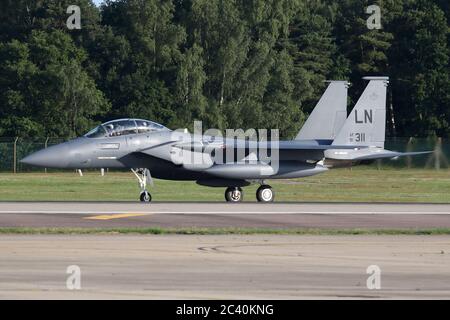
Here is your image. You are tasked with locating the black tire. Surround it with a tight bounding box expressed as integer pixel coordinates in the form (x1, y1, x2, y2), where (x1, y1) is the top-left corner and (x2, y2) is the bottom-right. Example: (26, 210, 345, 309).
(256, 185, 274, 203)
(140, 191, 152, 203)
(225, 187, 243, 203)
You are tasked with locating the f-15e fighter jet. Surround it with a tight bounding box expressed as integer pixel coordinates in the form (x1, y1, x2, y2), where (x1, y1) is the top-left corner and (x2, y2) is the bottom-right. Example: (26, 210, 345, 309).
(21, 77, 430, 202)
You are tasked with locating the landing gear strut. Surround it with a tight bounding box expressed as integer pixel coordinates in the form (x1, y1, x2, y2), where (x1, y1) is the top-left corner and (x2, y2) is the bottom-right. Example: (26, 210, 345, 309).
(225, 187, 243, 203)
(132, 168, 153, 203)
(256, 185, 274, 203)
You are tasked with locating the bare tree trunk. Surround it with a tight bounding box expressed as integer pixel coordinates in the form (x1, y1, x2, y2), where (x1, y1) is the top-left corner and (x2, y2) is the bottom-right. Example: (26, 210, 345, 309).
(219, 69, 226, 107)
(389, 87, 397, 136)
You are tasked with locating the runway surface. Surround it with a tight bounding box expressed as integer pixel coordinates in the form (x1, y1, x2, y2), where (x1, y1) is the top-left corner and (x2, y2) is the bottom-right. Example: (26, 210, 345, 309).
(0, 202, 449, 229)
(1, 234, 450, 299)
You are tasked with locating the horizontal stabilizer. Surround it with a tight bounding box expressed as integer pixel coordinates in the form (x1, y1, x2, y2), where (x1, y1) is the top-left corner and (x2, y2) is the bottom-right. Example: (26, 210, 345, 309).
(325, 148, 432, 161)
(352, 151, 433, 161)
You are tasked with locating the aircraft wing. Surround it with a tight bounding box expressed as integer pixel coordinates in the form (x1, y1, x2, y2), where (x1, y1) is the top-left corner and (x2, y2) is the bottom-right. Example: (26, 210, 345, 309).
(352, 151, 433, 161)
(134, 139, 367, 170)
(172, 140, 366, 151)
(135, 138, 431, 166)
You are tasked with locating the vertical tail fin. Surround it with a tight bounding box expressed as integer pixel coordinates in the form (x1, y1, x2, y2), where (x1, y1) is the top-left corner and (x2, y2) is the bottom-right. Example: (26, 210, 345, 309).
(295, 81, 349, 141)
(332, 77, 389, 148)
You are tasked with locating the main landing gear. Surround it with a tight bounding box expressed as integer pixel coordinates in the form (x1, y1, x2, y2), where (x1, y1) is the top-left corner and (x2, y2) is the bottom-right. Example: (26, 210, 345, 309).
(224, 185, 275, 203)
(132, 168, 153, 203)
(256, 185, 274, 203)
(225, 187, 243, 203)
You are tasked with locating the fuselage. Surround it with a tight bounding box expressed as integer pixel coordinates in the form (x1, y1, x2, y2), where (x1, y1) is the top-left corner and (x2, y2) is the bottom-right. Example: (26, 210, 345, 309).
(21, 119, 331, 183)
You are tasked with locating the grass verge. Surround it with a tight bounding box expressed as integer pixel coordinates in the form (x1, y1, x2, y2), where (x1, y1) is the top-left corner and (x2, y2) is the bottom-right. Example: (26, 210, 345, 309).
(1, 227, 450, 236)
(1, 168, 449, 203)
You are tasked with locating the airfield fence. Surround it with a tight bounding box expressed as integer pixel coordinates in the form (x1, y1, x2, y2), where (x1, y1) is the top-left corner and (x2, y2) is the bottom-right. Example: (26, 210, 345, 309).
(0, 137, 448, 173)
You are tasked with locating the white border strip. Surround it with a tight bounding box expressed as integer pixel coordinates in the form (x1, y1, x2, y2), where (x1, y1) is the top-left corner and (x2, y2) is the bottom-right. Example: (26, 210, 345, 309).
(0, 211, 449, 215)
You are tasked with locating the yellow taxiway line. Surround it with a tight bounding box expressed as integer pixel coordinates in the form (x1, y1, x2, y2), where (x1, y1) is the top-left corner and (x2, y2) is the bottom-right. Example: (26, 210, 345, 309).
(84, 213, 150, 220)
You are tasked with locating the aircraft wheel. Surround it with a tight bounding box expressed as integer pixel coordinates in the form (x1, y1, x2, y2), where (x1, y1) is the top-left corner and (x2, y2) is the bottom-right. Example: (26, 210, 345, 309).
(257, 185, 274, 203)
(225, 187, 243, 203)
(140, 190, 152, 203)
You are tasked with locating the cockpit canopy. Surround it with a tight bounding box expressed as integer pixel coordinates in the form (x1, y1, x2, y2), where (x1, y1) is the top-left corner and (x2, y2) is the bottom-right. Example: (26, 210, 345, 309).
(84, 119, 169, 138)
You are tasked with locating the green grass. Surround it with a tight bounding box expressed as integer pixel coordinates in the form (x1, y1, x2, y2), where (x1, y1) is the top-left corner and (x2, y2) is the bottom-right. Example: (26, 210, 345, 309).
(1, 227, 450, 235)
(0, 167, 449, 203)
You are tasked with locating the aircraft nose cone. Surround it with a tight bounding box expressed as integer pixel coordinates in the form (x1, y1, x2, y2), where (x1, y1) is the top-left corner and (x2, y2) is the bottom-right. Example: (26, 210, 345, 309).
(21, 143, 70, 168)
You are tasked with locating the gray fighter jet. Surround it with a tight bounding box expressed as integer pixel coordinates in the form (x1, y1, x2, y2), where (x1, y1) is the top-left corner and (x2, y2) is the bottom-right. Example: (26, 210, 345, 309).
(21, 77, 430, 202)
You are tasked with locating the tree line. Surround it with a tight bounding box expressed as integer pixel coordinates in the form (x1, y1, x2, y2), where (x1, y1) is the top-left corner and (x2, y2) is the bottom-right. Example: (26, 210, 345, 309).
(0, 0, 449, 139)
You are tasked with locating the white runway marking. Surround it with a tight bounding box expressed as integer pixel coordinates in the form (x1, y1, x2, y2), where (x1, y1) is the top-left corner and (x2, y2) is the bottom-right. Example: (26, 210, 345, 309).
(0, 211, 450, 215)
(0, 202, 449, 215)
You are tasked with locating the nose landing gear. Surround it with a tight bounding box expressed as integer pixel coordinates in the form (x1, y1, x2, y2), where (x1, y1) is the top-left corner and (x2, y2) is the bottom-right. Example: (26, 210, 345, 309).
(140, 190, 152, 202)
(132, 168, 153, 203)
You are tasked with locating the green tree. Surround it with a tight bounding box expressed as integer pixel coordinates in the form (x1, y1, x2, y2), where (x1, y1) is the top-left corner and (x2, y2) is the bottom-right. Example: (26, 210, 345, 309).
(389, 0, 450, 137)
(1, 0, 449, 140)
(0, 30, 109, 137)
(262, 50, 303, 138)
(0, 39, 41, 136)
(175, 44, 207, 127)
(331, 0, 394, 98)
(285, 0, 339, 119)
(100, 0, 185, 126)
